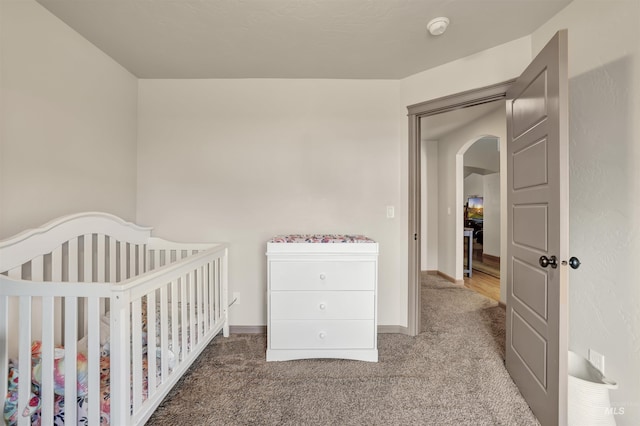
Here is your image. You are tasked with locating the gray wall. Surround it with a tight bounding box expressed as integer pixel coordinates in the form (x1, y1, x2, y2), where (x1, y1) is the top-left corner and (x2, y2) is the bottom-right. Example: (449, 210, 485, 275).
(0, 0, 138, 238)
(136, 79, 403, 327)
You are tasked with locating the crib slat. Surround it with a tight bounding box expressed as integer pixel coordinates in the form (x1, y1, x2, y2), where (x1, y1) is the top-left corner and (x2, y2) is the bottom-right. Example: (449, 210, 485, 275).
(31, 256, 44, 342)
(160, 285, 170, 379)
(7, 269, 20, 362)
(119, 241, 127, 281)
(1, 271, 21, 422)
(82, 235, 92, 338)
(209, 262, 215, 330)
(68, 240, 80, 344)
(222, 251, 229, 337)
(109, 237, 117, 282)
(87, 297, 101, 426)
(197, 266, 204, 340)
(171, 280, 179, 364)
(97, 234, 106, 282)
(153, 249, 160, 271)
(110, 293, 131, 426)
(138, 244, 145, 275)
(129, 243, 136, 278)
(148, 290, 158, 392)
(31, 255, 44, 281)
(41, 296, 55, 423)
(51, 247, 64, 346)
(51, 247, 62, 281)
(84, 234, 93, 282)
(181, 274, 188, 359)
(64, 296, 78, 425)
(17, 296, 31, 426)
(132, 298, 143, 411)
(191, 269, 197, 343)
(97, 235, 107, 315)
(209, 261, 215, 326)
(209, 261, 215, 323)
(213, 259, 220, 324)
(189, 271, 196, 348)
(203, 263, 210, 331)
(68, 237, 79, 282)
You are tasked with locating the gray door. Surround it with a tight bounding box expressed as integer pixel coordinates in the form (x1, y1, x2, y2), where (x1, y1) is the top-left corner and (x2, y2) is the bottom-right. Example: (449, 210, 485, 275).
(506, 30, 569, 426)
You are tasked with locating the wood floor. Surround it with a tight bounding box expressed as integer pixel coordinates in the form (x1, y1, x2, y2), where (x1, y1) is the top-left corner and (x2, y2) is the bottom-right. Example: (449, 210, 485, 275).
(464, 269, 500, 302)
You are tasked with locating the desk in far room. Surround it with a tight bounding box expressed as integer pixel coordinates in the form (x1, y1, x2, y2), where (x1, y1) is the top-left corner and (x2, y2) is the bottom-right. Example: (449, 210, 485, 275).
(464, 227, 474, 277)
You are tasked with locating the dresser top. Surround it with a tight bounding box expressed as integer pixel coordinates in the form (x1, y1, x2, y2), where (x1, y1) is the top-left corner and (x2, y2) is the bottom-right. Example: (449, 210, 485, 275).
(270, 234, 375, 244)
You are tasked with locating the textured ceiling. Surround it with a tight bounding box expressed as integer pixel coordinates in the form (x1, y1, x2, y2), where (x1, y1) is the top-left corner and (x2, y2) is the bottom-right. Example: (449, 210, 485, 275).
(36, 0, 572, 79)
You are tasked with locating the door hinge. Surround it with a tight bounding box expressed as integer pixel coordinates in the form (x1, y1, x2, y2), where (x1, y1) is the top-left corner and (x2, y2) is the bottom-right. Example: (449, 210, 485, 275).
(414, 233, 418, 241)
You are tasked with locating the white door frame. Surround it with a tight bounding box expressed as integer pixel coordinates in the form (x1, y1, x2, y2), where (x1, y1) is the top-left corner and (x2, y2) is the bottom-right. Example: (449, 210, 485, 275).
(406, 79, 515, 336)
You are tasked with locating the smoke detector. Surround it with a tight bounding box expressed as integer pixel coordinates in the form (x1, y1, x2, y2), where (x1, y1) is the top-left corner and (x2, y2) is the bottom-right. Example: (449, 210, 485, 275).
(427, 17, 450, 36)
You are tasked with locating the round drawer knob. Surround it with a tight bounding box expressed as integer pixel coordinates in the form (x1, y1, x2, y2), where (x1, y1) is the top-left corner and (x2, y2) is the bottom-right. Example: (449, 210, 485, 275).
(319, 303, 326, 310)
(319, 273, 326, 280)
(319, 332, 327, 339)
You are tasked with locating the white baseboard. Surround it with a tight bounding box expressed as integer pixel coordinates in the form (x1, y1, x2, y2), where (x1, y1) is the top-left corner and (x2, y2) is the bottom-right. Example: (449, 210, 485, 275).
(229, 325, 267, 334)
(377, 325, 410, 335)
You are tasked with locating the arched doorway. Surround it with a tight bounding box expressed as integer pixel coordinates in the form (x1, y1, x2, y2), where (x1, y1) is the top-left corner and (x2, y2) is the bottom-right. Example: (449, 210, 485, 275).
(457, 136, 502, 301)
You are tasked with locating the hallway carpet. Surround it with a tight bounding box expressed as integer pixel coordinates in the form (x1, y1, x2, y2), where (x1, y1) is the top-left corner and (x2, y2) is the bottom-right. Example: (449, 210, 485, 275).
(147, 274, 539, 425)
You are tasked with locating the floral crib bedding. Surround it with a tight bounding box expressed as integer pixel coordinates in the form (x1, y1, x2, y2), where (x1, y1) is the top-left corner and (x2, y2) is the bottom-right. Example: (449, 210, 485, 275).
(3, 301, 184, 425)
(3, 341, 124, 425)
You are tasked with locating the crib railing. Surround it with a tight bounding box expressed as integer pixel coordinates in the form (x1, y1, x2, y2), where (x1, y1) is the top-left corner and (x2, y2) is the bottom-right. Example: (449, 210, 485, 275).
(1, 228, 150, 425)
(0, 243, 228, 426)
(110, 242, 229, 425)
(0, 213, 229, 426)
(0, 213, 152, 285)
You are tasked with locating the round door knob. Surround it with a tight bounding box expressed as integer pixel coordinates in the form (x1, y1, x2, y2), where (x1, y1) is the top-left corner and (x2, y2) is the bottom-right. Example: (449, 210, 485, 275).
(319, 273, 326, 280)
(539, 255, 558, 269)
(319, 332, 326, 339)
(568, 256, 581, 269)
(319, 303, 326, 310)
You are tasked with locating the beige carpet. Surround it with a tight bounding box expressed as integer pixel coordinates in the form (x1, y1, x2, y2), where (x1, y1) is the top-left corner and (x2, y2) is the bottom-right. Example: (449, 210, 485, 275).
(147, 274, 539, 425)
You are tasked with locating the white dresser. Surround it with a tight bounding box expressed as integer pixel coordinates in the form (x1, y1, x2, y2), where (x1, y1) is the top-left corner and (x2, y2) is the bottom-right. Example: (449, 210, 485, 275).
(266, 234, 379, 362)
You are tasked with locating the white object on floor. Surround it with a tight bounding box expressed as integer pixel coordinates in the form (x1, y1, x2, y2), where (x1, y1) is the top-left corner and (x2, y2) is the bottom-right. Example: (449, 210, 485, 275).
(568, 350, 618, 426)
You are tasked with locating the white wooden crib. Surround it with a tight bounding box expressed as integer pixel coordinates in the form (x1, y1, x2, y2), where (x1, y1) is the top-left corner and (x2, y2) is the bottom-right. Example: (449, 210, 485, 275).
(0, 212, 229, 425)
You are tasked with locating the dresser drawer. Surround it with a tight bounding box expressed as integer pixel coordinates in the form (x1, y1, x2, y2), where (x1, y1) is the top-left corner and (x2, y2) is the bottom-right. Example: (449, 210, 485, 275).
(270, 320, 375, 349)
(270, 261, 375, 291)
(270, 291, 374, 320)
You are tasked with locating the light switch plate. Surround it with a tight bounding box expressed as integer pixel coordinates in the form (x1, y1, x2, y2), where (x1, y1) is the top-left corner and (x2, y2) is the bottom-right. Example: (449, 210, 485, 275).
(386, 206, 395, 219)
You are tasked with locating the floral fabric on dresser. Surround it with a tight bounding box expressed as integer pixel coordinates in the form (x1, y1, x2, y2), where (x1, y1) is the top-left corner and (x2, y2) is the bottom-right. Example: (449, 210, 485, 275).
(270, 234, 375, 243)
